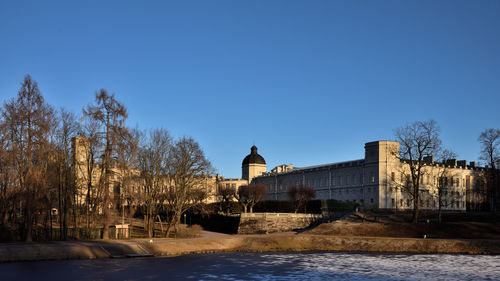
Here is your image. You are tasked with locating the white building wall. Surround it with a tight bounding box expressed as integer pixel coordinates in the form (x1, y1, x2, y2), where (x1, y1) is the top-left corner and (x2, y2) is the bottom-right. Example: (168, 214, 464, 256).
(252, 140, 476, 211)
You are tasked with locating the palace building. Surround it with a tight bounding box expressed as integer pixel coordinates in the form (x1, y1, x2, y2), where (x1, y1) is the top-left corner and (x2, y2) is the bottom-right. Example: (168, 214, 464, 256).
(71, 135, 488, 212)
(243, 141, 487, 211)
(71, 136, 220, 208)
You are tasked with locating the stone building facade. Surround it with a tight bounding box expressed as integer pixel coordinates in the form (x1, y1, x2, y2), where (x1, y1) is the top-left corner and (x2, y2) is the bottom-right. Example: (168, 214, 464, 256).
(71, 136, 219, 207)
(250, 141, 486, 211)
(241, 145, 267, 183)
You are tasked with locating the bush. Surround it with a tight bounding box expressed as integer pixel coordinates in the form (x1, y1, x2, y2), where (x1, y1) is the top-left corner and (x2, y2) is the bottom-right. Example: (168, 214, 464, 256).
(321, 199, 357, 212)
(206, 202, 242, 215)
(172, 224, 203, 238)
(252, 200, 323, 214)
(188, 213, 240, 234)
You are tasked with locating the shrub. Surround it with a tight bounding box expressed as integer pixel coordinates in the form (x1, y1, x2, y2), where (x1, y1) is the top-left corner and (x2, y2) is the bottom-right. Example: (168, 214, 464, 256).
(173, 224, 203, 238)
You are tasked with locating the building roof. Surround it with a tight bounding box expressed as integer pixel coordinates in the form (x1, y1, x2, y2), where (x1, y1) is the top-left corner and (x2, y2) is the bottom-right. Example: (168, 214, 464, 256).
(242, 145, 266, 166)
(258, 159, 365, 178)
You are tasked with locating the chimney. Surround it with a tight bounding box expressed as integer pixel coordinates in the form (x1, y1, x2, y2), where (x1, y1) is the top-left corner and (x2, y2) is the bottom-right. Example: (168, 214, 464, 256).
(457, 160, 467, 168)
(445, 159, 457, 167)
(423, 156, 434, 164)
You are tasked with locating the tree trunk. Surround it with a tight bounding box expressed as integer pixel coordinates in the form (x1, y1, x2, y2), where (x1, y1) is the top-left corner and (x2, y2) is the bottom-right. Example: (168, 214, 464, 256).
(173, 212, 182, 238)
(148, 215, 154, 238)
(49, 209, 53, 240)
(412, 200, 419, 223)
(102, 199, 110, 239)
(438, 204, 442, 224)
(166, 215, 177, 238)
(58, 181, 63, 240)
(412, 188, 419, 223)
(25, 198, 33, 242)
(165, 222, 172, 238)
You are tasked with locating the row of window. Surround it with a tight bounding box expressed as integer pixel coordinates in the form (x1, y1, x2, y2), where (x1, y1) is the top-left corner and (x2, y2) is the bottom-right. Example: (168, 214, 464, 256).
(390, 198, 465, 209)
(265, 172, 377, 192)
(390, 172, 471, 188)
(267, 182, 377, 194)
(390, 187, 464, 197)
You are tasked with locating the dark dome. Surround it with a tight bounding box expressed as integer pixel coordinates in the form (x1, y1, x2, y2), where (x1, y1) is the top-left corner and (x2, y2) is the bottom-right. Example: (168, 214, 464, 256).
(242, 145, 266, 166)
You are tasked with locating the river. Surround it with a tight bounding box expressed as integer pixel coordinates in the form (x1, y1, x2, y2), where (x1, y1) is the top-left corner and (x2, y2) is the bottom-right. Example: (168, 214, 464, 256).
(1, 252, 499, 281)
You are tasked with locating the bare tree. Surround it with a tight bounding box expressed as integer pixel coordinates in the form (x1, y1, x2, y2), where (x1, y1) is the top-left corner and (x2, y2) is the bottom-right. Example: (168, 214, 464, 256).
(165, 137, 212, 237)
(75, 116, 102, 231)
(0, 122, 15, 227)
(238, 184, 267, 213)
(49, 109, 79, 239)
(216, 183, 237, 215)
(85, 90, 127, 239)
(237, 185, 250, 214)
(117, 128, 140, 219)
(478, 128, 500, 211)
(393, 120, 442, 223)
(138, 129, 171, 238)
(288, 185, 316, 213)
(1, 75, 54, 241)
(425, 149, 461, 223)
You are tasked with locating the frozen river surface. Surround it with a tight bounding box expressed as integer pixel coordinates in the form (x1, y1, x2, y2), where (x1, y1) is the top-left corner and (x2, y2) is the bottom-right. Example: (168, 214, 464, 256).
(1, 252, 499, 281)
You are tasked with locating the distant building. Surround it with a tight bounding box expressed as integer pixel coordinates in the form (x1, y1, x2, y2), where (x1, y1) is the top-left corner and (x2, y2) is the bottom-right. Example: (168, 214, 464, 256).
(71, 136, 219, 208)
(241, 145, 267, 182)
(214, 145, 267, 197)
(72, 136, 489, 212)
(243, 141, 487, 211)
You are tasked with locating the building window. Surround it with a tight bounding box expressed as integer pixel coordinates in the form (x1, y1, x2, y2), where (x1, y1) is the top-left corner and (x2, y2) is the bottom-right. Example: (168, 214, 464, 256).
(391, 172, 395, 181)
(391, 198, 395, 207)
(370, 198, 374, 204)
(232, 183, 236, 189)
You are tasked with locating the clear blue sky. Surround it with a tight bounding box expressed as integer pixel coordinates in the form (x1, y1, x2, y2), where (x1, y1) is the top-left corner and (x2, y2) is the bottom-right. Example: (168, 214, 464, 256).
(1, 1, 499, 178)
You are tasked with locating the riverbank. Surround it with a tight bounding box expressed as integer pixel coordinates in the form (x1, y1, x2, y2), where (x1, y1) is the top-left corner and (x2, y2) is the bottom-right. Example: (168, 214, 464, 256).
(1, 233, 499, 263)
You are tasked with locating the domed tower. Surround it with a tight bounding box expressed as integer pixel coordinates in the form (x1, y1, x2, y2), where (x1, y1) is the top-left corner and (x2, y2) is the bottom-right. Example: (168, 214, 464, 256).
(242, 145, 267, 183)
